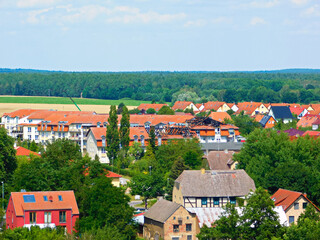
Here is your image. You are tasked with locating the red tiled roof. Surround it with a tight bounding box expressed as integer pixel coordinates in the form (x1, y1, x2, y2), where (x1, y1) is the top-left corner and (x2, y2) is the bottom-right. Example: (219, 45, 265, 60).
(302, 131, 320, 137)
(90, 127, 107, 140)
(3, 109, 39, 118)
(137, 104, 168, 111)
(15, 147, 40, 157)
(90, 126, 149, 141)
(309, 104, 320, 115)
(254, 114, 264, 123)
(313, 119, 320, 125)
(172, 101, 193, 111)
(203, 101, 226, 111)
(271, 188, 320, 212)
(10, 191, 79, 216)
(289, 107, 305, 116)
(106, 171, 122, 178)
(209, 112, 231, 122)
(235, 102, 262, 115)
(297, 115, 320, 128)
(129, 115, 193, 126)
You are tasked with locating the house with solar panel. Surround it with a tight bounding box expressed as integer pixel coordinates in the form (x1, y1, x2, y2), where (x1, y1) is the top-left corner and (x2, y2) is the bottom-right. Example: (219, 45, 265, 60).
(6, 191, 79, 234)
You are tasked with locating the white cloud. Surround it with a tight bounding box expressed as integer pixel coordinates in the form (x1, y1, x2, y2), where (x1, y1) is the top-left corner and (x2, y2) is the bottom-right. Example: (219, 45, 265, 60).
(212, 17, 232, 24)
(302, 4, 320, 17)
(184, 19, 206, 27)
(17, 0, 61, 8)
(247, 0, 279, 8)
(26, 8, 52, 23)
(23, 4, 186, 25)
(291, 0, 309, 6)
(106, 11, 186, 24)
(250, 17, 267, 25)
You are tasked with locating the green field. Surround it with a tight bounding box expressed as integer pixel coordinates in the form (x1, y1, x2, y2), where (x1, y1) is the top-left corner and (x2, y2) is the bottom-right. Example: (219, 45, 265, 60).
(0, 96, 151, 106)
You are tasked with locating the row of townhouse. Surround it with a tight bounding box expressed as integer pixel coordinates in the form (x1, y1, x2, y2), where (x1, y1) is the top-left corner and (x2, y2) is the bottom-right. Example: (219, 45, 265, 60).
(140, 101, 320, 118)
(143, 168, 320, 240)
(1, 109, 241, 163)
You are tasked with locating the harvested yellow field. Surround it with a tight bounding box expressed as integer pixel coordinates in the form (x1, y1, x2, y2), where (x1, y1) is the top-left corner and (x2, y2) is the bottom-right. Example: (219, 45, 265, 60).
(0, 103, 135, 116)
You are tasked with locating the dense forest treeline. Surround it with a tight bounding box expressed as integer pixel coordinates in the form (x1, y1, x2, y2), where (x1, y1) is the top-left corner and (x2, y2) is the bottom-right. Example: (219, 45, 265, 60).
(0, 71, 320, 103)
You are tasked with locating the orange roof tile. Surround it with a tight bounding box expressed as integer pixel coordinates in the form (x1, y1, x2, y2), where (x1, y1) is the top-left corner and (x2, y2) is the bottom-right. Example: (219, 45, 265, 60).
(15, 147, 40, 157)
(271, 189, 320, 212)
(10, 191, 79, 216)
(137, 104, 168, 111)
(302, 131, 320, 137)
(297, 115, 320, 128)
(203, 101, 226, 111)
(172, 101, 193, 111)
(235, 102, 262, 115)
(106, 171, 122, 178)
(309, 104, 320, 115)
(254, 114, 265, 123)
(3, 109, 39, 118)
(290, 107, 306, 116)
(209, 112, 231, 122)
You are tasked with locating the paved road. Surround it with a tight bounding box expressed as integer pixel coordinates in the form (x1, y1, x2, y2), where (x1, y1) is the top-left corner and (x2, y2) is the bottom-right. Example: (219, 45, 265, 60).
(129, 200, 143, 208)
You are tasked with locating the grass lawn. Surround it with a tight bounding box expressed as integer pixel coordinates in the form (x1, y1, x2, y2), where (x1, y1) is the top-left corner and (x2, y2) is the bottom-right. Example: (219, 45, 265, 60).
(0, 96, 151, 106)
(135, 199, 158, 208)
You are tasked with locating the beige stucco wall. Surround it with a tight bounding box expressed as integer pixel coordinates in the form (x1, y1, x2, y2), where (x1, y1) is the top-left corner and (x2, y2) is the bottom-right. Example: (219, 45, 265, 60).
(286, 195, 315, 224)
(163, 206, 200, 240)
(173, 184, 184, 205)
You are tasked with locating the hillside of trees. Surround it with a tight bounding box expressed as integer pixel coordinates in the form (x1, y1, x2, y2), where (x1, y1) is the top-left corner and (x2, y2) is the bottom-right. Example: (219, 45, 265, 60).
(0, 71, 320, 103)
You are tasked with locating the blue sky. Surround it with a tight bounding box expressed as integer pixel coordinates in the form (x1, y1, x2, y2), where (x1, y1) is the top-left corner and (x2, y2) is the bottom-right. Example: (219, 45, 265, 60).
(0, 0, 319, 71)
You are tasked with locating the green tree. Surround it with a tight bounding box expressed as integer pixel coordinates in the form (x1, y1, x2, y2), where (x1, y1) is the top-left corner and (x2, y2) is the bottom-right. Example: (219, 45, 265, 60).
(165, 156, 186, 200)
(146, 108, 156, 114)
(128, 108, 140, 114)
(79, 176, 136, 239)
(107, 105, 120, 164)
(117, 102, 125, 114)
(197, 187, 284, 240)
(284, 205, 320, 240)
(0, 128, 17, 183)
(129, 171, 164, 209)
(148, 126, 156, 153)
(231, 113, 262, 136)
(29, 140, 38, 152)
(119, 105, 130, 152)
(157, 106, 174, 115)
(127, 142, 144, 161)
(183, 150, 202, 169)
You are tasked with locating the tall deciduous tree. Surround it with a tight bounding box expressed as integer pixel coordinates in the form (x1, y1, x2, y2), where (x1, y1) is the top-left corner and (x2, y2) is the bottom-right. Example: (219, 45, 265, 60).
(107, 105, 120, 163)
(129, 171, 164, 209)
(166, 156, 186, 200)
(149, 126, 156, 153)
(119, 105, 130, 152)
(0, 128, 17, 182)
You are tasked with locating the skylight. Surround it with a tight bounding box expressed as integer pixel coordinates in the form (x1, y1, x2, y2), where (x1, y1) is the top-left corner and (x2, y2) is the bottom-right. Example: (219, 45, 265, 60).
(43, 196, 48, 201)
(58, 195, 63, 201)
(23, 195, 36, 203)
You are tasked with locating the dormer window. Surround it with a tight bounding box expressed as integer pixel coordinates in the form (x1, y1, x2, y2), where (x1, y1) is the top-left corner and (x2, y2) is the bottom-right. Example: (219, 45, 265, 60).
(134, 135, 138, 142)
(97, 122, 101, 128)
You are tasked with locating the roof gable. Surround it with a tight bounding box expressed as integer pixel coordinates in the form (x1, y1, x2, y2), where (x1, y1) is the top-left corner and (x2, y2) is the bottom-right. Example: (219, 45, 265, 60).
(10, 191, 79, 216)
(144, 199, 181, 223)
(270, 106, 293, 119)
(271, 189, 320, 212)
(175, 170, 255, 197)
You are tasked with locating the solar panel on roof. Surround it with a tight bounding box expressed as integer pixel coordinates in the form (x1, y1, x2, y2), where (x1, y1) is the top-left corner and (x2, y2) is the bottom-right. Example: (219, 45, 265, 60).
(23, 195, 36, 203)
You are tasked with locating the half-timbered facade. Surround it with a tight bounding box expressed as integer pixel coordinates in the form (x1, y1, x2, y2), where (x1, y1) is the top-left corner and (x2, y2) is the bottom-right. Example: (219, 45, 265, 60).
(173, 169, 255, 208)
